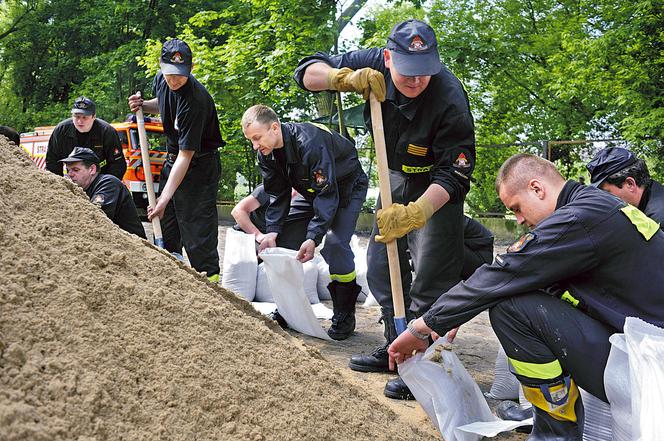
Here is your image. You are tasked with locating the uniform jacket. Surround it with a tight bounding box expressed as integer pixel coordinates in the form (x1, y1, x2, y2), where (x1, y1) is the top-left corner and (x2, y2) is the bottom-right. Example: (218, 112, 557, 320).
(423, 181, 664, 334)
(639, 179, 664, 226)
(294, 48, 475, 203)
(258, 122, 364, 245)
(46, 118, 126, 179)
(86, 173, 146, 239)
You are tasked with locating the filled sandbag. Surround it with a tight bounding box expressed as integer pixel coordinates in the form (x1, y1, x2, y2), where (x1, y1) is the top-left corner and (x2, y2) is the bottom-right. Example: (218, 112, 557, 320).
(221, 228, 257, 301)
(256, 259, 320, 304)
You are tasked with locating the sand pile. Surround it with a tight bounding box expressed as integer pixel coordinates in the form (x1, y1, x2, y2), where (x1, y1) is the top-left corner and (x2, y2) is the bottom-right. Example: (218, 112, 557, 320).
(0, 139, 437, 441)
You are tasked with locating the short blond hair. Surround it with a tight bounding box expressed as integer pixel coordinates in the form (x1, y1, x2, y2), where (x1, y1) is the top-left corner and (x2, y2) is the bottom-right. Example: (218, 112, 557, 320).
(241, 104, 279, 130)
(496, 154, 564, 194)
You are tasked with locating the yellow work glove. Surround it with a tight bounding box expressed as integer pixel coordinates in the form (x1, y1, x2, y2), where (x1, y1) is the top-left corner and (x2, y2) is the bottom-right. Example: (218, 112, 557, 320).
(327, 67, 386, 102)
(375, 196, 434, 243)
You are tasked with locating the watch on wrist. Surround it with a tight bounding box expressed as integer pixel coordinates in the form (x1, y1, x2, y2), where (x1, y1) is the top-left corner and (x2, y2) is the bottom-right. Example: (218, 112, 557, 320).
(407, 319, 430, 341)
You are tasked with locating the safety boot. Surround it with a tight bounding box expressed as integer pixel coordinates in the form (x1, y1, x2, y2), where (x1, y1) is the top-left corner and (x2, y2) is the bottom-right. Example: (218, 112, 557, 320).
(496, 400, 533, 421)
(327, 280, 361, 340)
(348, 310, 398, 372)
(523, 377, 584, 441)
(384, 376, 415, 400)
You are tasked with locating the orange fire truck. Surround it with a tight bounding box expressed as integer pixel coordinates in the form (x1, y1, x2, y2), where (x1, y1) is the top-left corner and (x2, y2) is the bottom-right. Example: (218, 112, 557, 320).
(20, 116, 167, 210)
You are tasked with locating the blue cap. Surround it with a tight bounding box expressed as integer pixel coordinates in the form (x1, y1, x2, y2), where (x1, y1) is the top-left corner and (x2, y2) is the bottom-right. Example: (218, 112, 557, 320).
(587, 147, 637, 187)
(386, 19, 442, 77)
(160, 39, 193, 76)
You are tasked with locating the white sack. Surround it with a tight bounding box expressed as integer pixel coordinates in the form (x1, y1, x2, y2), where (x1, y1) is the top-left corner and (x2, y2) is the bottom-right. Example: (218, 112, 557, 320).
(221, 228, 257, 301)
(399, 339, 497, 441)
(258, 248, 331, 340)
(484, 345, 520, 401)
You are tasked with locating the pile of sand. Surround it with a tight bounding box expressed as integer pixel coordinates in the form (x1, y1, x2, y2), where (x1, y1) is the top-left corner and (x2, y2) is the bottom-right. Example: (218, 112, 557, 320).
(0, 139, 437, 441)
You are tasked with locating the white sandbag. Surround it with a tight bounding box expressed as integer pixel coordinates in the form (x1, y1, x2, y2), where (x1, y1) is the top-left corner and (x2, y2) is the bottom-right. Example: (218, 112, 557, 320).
(316, 257, 331, 301)
(363, 292, 379, 307)
(221, 228, 257, 301)
(604, 333, 631, 441)
(518, 382, 532, 410)
(250, 301, 277, 315)
(256, 259, 319, 304)
(399, 338, 497, 441)
(258, 248, 331, 340)
(302, 260, 320, 304)
(254, 263, 273, 302)
(484, 345, 520, 400)
(579, 388, 612, 441)
(350, 235, 369, 302)
(624, 317, 664, 441)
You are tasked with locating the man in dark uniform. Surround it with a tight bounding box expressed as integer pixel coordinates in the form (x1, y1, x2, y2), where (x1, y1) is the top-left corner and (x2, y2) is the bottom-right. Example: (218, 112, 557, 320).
(294, 19, 475, 397)
(128, 39, 223, 282)
(60, 147, 145, 238)
(389, 154, 664, 440)
(587, 146, 664, 225)
(46, 97, 126, 180)
(231, 184, 314, 251)
(241, 104, 369, 340)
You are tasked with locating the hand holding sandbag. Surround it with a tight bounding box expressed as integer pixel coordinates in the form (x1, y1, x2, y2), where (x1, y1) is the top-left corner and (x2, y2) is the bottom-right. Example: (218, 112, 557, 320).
(327, 67, 386, 101)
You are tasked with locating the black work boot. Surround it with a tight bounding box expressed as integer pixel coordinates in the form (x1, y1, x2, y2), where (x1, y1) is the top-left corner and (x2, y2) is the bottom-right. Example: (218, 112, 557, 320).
(528, 406, 582, 440)
(496, 400, 533, 421)
(348, 310, 398, 372)
(384, 376, 415, 400)
(523, 377, 584, 441)
(327, 280, 361, 340)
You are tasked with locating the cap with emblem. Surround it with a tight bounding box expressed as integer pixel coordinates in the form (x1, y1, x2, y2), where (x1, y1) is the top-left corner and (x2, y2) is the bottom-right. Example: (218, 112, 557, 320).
(71, 97, 96, 116)
(386, 19, 442, 77)
(160, 39, 193, 76)
(587, 147, 637, 187)
(58, 147, 100, 164)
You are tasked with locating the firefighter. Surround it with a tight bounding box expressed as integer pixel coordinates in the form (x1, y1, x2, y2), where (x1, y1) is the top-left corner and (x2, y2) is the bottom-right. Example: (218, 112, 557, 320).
(128, 39, 224, 282)
(46, 97, 126, 180)
(241, 104, 368, 340)
(0, 125, 20, 146)
(294, 19, 475, 398)
(389, 154, 664, 440)
(231, 184, 314, 251)
(587, 146, 664, 225)
(60, 147, 145, 239)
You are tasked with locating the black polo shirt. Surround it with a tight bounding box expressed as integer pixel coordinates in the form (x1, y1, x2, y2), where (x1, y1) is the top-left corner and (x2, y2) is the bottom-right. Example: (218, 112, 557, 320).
(46, 118, 126, 179)
(152, 72, 224, 155)
(294, 48, 475, 203)
(85, 173, 146, 239)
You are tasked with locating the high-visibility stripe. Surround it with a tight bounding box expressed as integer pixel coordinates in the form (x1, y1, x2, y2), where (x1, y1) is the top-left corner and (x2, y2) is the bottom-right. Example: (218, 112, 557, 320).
(329, 271, 356, 283)
(208, 274, 220, 283)
(560, 291, 579, 307)
(401, 164, 432, 174)
(508, 357, 563, 380)
(307, 188, 315, 193)
(620, 205, 659, 240)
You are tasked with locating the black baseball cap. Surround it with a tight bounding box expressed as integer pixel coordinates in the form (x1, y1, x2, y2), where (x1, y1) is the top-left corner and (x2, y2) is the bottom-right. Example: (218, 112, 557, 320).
(71, 97, 96, 116)
(160, 39, 193, 76)
(587, 147, 637, 187)
(59, 147, 100, 164)
(386, 19, 442, 77)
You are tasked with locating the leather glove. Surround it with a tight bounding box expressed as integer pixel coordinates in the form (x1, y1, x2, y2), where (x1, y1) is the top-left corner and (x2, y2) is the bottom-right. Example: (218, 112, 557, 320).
(375, 196, 434, 243)
(327, 67, 386, 102)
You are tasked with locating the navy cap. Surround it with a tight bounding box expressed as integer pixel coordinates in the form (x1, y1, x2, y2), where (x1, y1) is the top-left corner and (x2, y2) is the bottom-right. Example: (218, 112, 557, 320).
(587, 147, 637, 187)
(386, 19, 442, 77)
(160, 39, 193, 76)
(59, 147, 100, 164)
(71, 97, 96, 116)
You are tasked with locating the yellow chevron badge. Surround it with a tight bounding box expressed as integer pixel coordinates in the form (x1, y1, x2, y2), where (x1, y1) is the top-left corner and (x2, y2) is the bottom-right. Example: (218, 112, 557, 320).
(407, 144, 428, 156)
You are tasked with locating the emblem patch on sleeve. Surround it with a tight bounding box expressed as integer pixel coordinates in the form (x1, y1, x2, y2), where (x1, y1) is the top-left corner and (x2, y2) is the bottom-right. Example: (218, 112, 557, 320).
(453, 152, 471, 169)
(92, 194, 105, 206)
(507, 232, 536, 253)
(313, 169, 327, 187)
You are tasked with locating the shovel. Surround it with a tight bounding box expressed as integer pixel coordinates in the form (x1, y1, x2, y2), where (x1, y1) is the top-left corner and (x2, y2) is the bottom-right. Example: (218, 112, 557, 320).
(135, 91, 165, 249)
(369, 91, 407, 335)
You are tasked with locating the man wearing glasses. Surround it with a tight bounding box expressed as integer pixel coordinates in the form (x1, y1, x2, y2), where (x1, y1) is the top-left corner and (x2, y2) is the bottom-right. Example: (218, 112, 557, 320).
(46, 96, 126, 180)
